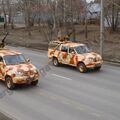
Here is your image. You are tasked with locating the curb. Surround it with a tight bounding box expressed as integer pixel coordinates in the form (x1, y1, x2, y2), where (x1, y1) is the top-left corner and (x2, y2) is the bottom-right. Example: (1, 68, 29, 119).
(104, 61, 120, 67)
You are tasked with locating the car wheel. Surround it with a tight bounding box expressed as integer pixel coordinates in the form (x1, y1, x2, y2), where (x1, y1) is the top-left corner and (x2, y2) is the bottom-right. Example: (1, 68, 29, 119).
(95, 66, 101, 71)
(5, 77, 15, 90)
(31, 80, 38, 86)
(53, 57, 59, 66)
(78, 63, 87, 73)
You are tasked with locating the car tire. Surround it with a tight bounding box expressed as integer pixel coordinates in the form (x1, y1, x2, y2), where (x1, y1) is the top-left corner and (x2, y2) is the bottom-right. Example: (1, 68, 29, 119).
(5, 77, 15, 90)
(78, 63, 87, 73)
(53, 57, 59, 66)
(95, 66, 101, 71)
(31, 80, 38, 86)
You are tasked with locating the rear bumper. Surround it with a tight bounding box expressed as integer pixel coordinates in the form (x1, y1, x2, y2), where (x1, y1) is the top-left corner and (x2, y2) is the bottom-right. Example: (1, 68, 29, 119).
(13, 74, 39, 84)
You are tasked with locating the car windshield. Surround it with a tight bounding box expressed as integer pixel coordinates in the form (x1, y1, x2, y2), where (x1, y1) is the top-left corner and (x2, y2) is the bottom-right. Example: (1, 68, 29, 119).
(4, 54, 26, 65)
(75, 45, 90, 54)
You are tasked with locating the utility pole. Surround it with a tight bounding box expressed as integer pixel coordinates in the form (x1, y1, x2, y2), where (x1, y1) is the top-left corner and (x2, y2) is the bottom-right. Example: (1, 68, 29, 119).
(100, 0, 104, 57)
(70, 0, 75, 41)
(63, 0, 66, 34)
(63, 0, 65, 23)
(85, 0, 88, 40)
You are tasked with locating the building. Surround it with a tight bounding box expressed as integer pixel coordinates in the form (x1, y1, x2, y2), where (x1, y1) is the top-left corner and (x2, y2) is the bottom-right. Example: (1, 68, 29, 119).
(87, 3, 120, 27)
(87, 3, 101, 20)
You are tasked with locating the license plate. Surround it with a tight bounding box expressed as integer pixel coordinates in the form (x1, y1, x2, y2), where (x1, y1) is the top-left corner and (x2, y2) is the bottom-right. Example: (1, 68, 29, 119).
(26, 77, 34, 81)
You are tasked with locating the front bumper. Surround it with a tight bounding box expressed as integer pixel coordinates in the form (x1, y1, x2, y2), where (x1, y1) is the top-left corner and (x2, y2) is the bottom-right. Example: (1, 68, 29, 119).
(85, 61, 103, 69)
(13, 74, 39, 84)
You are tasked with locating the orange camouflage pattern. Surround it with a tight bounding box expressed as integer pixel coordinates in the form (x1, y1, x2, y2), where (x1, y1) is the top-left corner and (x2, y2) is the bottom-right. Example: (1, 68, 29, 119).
(48, 41, 103, 69)
(0, 48, 39, 84)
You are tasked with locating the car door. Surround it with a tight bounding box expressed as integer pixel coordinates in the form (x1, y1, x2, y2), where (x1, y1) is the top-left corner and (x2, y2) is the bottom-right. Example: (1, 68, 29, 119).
(58, 45, 69, 64)
(67, 47, 77, 66)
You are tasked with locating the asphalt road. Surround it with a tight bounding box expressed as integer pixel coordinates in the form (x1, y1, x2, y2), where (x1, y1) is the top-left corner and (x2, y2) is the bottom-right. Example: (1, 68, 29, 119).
(0, 46, 120, 120)
(0, 112, 13, 120)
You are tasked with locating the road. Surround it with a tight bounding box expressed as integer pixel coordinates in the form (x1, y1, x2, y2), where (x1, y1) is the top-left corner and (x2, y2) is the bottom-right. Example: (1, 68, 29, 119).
(0, 46, 120, 120)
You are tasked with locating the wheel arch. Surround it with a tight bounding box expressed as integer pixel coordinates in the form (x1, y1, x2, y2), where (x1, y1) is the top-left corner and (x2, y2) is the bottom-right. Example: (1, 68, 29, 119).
(77, 61, 85, 67)
(52, 56, 58, 59)
(5, 75, 12, 80)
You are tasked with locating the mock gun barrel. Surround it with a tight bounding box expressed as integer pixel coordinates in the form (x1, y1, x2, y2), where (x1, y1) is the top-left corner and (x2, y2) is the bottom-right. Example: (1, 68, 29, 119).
(0, 32, 8, 48)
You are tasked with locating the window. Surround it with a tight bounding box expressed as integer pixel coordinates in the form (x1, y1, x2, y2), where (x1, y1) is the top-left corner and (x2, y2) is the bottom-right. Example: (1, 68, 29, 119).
(69, 47, 75, 54)
(61, 46, 68, 52)
(4, 54, 26, 65)
(75, 45, 90, 54)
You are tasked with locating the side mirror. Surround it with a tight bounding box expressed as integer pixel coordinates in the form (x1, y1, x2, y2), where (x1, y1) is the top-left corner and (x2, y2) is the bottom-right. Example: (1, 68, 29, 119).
(27, 58, 31, 63)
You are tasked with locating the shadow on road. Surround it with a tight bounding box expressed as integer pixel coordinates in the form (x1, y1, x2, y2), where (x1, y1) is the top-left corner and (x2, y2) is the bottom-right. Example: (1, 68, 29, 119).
(51, 64, 104, 74)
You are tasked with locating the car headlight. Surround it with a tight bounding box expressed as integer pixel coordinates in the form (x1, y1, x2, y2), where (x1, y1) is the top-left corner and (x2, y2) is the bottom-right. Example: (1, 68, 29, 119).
(96, 57, 100, 61)
(96, 55, 102, 61)
(16, 71, 23, 77)
(88, 57, 94, 62)
(33, 69, 39, 74)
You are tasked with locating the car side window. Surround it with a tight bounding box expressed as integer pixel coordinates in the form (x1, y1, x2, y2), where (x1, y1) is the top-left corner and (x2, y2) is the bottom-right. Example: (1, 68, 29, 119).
(0, 56, 3, 63)
(61, 46, 68, 53)
(69, 47, 75, 54)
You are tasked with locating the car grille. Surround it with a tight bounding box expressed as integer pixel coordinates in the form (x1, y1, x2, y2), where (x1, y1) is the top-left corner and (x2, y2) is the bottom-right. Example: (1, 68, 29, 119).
(23, 70, 34, 76)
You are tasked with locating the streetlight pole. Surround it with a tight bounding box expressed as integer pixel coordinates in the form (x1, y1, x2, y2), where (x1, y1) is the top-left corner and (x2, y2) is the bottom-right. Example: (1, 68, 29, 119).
(63, 0, 66, 34)
(100, 0, 104, 58)
(85, 0, 88, 40)
(63, 0, 65, 23)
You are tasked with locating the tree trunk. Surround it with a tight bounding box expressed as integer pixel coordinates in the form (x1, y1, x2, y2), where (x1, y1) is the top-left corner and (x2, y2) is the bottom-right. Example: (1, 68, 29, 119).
(111, 0, 115, 31)
(2, 0, 8, 32)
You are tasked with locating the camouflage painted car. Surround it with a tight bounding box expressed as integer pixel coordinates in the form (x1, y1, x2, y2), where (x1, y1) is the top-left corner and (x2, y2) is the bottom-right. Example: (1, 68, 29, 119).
(48, 41, 103, 73)
(0, 48, 39, 89)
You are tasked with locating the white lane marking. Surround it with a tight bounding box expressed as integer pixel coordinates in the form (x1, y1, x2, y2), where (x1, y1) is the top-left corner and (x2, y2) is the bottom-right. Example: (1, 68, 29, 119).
(52, 74, 72, 81)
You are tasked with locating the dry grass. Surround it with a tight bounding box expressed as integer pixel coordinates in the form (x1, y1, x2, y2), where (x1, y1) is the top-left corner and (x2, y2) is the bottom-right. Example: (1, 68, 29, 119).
(0, 25, 120, 62)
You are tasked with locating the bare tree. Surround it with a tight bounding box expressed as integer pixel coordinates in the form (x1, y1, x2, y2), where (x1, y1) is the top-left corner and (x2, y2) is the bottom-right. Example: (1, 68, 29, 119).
(1, 0, 8, 32)
(20, 0, 36, 36)
(95, 0, 120, 31)
(0, 0, 86, 39)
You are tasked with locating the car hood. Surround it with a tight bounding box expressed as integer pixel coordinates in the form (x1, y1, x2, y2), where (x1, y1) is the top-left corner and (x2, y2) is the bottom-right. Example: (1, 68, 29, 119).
(77, 52, 102, 61)
(83, 52, 100, 59)
(6, 63, 37, 74)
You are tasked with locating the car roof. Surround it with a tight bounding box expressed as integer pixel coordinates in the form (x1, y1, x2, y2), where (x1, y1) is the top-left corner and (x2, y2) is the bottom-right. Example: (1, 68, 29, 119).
(49, 41, 85, 47)
(0, 48, 21, 57)
(61, 42, 85, 47)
